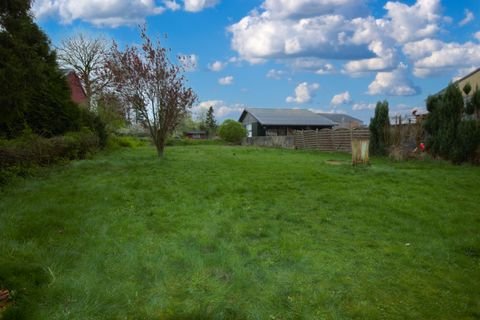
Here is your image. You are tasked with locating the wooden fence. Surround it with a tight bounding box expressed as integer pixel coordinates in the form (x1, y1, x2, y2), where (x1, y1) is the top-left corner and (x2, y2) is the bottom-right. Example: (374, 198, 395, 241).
(294, 128, 370, 152)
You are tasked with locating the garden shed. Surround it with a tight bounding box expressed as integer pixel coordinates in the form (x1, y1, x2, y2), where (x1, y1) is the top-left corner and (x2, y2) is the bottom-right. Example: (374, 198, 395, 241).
(238, 108, 336, 137)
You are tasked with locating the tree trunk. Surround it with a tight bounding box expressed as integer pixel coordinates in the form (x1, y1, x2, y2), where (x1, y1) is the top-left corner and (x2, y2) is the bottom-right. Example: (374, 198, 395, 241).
(155, 133, 166, 158)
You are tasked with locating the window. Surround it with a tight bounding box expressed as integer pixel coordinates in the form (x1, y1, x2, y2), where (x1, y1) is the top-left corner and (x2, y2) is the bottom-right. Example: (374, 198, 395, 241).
(246, 124, 252, 137)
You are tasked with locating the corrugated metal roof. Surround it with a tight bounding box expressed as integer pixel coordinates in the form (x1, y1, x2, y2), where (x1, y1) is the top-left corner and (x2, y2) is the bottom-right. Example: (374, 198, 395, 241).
(240, 108, 336, 126)
(317, 113, 362, 124)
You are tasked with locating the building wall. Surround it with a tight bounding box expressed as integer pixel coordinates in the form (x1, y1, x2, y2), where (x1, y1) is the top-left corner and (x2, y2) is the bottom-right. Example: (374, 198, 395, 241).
(66, 72, 87, 105)
(457, 70, 480, 97)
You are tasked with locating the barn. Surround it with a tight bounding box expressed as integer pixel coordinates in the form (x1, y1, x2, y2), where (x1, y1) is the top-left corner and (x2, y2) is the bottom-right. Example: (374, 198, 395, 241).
(238, 108, 336, 137)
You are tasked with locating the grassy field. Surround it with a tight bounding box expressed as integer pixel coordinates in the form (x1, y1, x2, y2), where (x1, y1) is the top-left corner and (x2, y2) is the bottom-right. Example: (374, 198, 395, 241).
(0, 144, 479, 319)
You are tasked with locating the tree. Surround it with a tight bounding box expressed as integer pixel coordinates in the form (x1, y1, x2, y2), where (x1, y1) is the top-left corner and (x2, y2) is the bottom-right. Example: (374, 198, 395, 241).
(369, 100, 390, 155)
(106, 26, 197, 157)
(0, 0, 81, 138)
(57, 33, 110, 110)
(205, 106, 217, 137)
(424, 83, 479, 163)
(465, 85, 480, 120)
(218, 120, 246, 144)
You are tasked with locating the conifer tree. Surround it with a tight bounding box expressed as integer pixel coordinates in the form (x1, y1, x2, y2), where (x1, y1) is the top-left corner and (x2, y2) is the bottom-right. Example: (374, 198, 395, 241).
(0, 0, 80, 138)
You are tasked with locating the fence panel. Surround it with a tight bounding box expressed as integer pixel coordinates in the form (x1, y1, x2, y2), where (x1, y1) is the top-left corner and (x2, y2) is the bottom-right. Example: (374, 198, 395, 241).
(294, 128, 370, 153)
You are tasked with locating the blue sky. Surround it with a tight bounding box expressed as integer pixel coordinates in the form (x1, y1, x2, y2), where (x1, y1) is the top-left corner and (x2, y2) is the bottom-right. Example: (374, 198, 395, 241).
(34, 0, 480, 124)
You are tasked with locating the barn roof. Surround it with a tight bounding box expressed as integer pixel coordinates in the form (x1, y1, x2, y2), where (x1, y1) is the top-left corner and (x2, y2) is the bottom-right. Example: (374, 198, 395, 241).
(317, 113, 362, 124)
(239, 108, 336, 126)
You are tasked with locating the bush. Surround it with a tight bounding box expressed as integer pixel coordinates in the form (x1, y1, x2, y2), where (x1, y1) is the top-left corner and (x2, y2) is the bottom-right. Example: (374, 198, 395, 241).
(107, 135, 146, 149)
(0, 130, 100, 186)
(218, 120, 246, 144)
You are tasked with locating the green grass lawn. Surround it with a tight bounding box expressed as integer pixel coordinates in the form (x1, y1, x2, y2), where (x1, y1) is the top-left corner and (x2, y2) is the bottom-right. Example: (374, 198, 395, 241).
(1, 145, 479, 319)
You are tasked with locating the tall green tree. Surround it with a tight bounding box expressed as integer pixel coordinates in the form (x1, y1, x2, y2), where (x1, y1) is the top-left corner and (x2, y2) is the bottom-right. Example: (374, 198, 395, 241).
(369, 100, 390, 155)
(205, 106, 217, 137)
(0, 0, 80, 138)
(424, 83, 479, 163)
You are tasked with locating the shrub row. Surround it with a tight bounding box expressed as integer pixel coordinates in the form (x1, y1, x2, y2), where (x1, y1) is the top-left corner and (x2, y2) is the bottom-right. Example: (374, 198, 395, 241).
(0, 130, 100, 185)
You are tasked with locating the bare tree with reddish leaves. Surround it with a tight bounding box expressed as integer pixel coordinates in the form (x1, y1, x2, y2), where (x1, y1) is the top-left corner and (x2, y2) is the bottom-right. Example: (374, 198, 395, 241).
(106, 26, 197, 157)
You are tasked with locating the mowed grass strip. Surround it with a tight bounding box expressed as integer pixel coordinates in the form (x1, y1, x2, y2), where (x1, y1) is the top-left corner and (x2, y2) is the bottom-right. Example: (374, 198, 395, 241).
(0, 145, 479, 319)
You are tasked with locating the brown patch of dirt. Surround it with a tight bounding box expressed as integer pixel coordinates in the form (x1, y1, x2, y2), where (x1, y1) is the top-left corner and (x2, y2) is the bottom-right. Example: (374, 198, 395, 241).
(325, 160, 345, 165)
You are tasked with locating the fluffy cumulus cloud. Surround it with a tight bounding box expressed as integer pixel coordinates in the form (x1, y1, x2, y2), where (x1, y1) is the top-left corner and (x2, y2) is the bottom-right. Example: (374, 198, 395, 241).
(33, 0, 166, 26)
(286, 82, 319, 104)
(208, 61, 227, 72)
(410, 41, 480, 77)
(475, 31, 480, 41)
(384, 0, 441, 44)
(33, 0, 218, 26)
(227, 0, 480, 86)
(459, 9, 474, 26)
(183, 0, 218, 12)
(367, 63, 420, 96)
(331, 91, 351, 106)
(228, 0, 442, 65)
(218, 76, 234, 85)
(192, 100, 245, 120)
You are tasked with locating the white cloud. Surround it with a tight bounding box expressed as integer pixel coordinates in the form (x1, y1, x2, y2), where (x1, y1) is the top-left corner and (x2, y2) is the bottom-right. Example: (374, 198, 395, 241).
(32, 0, 217, 26)
(180, 54, 198, 71)
(352, 103, 376, 110)
(368, 64, 420, 96)
(227, 0, 443, 77)
(228, 13, 375, 64)
(32, 0, 166, 26)
(193, 100, 245, 120)
(412, 41, 480, 77)
(286, 82, 320, 104)
(402, 38, 444, 60)
(331, 91, 351, 106)
(183, 0, 218, 12)
(261, 0, 367, 19)
(344, 40, 397, 73)
(384, 0, 441, 43)
(208, 61, 226, 72)
(474, 31, 480, 41)
(459, 9, 474, 26)
(266, 69, 287, 79)
(218, 76, 234, 85)
(164, 0, 181, 11)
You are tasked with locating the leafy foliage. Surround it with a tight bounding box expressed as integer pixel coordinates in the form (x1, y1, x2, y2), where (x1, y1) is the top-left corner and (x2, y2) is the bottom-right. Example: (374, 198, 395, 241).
(218, 120, 246, 144)
(0, 129, 100, 185)
(424, 83, 480, 164)
(369, 100, 390, 155)
(106, 26, 197, 157)
(0, 0, 81, 138)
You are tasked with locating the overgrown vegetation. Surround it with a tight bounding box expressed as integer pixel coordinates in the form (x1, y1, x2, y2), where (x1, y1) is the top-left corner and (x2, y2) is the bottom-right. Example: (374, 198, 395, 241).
(369, 100, 390, 156)
(0, 129, 101, 185)
(424, 83, 480, 164)
(0, 145, 479, 319)
(218, 120, 246, 144)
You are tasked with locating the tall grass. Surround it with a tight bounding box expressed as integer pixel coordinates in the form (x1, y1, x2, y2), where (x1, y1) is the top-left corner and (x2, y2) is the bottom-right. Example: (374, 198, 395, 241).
(0, 145, 479, 319)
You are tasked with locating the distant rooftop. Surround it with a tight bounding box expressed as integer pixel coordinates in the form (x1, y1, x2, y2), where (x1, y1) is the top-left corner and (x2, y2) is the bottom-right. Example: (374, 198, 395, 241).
(239, 108, 336, 126)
